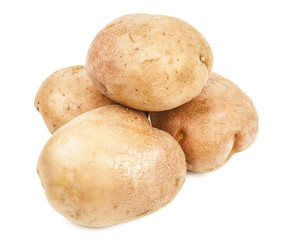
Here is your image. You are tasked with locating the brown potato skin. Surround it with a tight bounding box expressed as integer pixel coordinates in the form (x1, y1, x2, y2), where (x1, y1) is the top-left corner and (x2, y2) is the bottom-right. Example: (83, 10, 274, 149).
(37, 105, 187, 227)
(34, 65, 114, 133)
(150, 72, 259, 173)
(86, 14, 213, 111)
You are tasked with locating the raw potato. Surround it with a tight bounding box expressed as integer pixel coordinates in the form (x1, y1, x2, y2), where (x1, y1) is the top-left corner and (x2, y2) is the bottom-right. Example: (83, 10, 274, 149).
(37, 105, 187, 227)
(150, 72, 259, 173)
(34, 65, 114, 133)
(86, 14, 213, 111)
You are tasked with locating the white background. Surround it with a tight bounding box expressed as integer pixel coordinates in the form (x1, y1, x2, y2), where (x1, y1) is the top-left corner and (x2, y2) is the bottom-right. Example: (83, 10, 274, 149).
(1, 0, 281, 239)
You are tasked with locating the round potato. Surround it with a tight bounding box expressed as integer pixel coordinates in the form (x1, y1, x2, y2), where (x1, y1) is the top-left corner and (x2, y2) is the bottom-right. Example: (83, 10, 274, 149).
(34, 65, 114, 133)
(37, 105, 187, 227)
(150, 72, 259, 173)
(86, 14, 213, 111)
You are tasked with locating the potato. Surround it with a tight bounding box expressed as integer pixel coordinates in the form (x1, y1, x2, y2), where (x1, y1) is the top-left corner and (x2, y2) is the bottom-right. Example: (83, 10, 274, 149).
(150, 72, 259, 173)
(34, 65, 114, 133)
(86, 14, 213, 111)
(37, 105, 187, 227)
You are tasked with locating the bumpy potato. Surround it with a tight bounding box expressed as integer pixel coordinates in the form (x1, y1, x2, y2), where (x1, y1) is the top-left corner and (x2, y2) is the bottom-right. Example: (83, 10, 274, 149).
(37, 105, 187, 227)
(150, 72, 259, 173)
(86, 14, 213, 111)
(34, 65, 114, 133)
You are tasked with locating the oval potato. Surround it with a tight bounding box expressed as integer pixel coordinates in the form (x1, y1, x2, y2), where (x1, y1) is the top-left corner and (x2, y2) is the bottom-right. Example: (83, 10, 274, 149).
(150, 72, 259, 172)
(86, 14, 213, 111)
(34, 65, 114, 133)
(37, 105, 187, 227)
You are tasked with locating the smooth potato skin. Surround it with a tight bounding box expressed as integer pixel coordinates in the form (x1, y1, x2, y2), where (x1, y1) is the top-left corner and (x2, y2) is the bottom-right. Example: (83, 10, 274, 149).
(34, 65, 114, 133)
(37, 105, 187, 227)
(86, 14, 213, 111)
(150, 72, 259, 173)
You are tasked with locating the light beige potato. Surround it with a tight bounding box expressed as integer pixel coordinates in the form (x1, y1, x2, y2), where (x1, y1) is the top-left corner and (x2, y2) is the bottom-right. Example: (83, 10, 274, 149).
(37, 105, 187, 227)
(150, 72, 259, 173)
(86, 14, 213, 111)
(34, 65, 114, 133)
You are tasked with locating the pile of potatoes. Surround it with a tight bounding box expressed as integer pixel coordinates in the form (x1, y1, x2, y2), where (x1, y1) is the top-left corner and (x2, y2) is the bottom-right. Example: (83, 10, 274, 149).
(35, 14, 258, 227)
